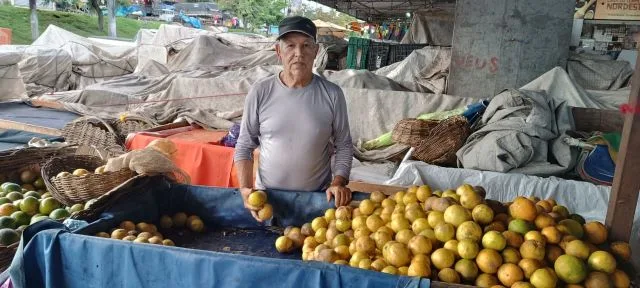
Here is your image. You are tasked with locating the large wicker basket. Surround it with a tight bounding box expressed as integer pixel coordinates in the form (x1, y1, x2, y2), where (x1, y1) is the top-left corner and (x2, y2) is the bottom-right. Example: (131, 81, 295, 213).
(61, 117, 125, 156)
(0, 242, 18, 272)
(412, 116, 471, 166)
(0, 146, 80, 272)
(41, 155, 136, 206)
(71, 175, 148, 222)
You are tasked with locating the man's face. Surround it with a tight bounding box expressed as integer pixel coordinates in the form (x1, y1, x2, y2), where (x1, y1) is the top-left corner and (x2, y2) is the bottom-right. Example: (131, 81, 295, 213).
(276, 33, 318, 77)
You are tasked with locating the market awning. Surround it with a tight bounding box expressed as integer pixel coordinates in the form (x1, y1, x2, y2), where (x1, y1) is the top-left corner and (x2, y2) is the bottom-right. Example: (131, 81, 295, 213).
(312, 19, 350, 32)
(311, 0, 457, 22)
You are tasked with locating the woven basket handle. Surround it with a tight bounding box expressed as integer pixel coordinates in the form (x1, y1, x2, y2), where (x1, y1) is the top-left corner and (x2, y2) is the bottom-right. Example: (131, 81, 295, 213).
(119, 114, 156, 126)
(72, 116, 118, 136)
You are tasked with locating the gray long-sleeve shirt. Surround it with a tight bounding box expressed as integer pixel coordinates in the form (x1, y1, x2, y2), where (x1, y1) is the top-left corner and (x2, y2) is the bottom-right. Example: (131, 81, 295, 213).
(233, 73, 353, 191)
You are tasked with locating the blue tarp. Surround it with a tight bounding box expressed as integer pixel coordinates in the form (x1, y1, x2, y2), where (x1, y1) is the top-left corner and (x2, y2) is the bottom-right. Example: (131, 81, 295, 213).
(0, 102, 77, 151)
(0, 102, 79, 130)
(9, 176, 431, 288)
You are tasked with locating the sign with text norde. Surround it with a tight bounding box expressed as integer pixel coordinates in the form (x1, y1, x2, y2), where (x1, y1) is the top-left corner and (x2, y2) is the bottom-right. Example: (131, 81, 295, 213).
(0, 28, 11, 45)
(595, 0, 640, 20)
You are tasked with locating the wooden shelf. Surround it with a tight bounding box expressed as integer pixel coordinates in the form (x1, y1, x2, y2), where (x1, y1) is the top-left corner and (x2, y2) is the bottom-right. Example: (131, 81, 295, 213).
(584, 19, 640, 26)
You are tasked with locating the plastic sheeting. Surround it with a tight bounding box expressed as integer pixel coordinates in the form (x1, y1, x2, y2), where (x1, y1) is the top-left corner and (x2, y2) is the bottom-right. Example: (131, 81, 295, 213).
(0, 101, 79, 129)
(8, 176, 430, 288)
(0, 130, 63, 152)
(385, 161, 640, 271)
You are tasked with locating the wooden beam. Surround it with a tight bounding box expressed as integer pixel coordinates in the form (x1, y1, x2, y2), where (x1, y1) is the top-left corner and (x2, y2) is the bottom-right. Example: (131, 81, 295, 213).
(347, 181, 407, 196)
(30, 99, 66, 110)
(0, 119, 62, 137)
(605, 52, 640, 242)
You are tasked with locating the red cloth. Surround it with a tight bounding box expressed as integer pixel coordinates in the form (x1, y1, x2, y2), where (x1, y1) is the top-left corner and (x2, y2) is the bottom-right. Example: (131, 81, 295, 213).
(127, 133, 236, 187)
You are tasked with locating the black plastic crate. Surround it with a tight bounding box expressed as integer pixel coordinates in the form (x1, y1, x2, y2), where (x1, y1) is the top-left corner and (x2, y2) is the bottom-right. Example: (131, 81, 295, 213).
(367, 41, 391, 70)
(388, 44, 429, 64)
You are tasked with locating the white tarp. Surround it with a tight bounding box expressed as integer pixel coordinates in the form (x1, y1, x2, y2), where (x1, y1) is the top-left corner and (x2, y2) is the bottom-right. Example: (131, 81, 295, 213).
(375, 46, 451, 94)
(0, 51, 26, 101)
(386, 161, 640, 271)
(456, 89, 576, 176)
(567, 52, 633, 91)
(31, 25, 138, 90)
(522, 67, 628, 109)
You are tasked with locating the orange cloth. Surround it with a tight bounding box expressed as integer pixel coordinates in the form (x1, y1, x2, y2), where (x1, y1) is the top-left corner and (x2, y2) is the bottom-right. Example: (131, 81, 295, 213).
(127, 133, 237, 187)
(167, 129, 228, 145)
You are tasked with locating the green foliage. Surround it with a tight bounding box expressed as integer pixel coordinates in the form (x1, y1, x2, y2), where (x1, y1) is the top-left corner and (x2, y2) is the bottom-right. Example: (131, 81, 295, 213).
(218, 0, 286, 30)
(118, 0, 131, 7)
(0, 5, 162, 44)
(294, 3, 356, 27)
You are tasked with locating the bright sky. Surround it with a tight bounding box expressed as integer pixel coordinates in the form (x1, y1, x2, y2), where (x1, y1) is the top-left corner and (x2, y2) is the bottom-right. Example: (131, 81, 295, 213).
(300, 0, 333, 13)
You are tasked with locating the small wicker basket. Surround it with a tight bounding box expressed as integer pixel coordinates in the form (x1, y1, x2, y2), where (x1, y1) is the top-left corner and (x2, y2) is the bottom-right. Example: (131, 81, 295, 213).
(112, 115, 156, 141)
(392, 118, 440, 147)
(41, 155, 136, 206)
(412, 116, 471, 166)
(61, 116, 125, 156)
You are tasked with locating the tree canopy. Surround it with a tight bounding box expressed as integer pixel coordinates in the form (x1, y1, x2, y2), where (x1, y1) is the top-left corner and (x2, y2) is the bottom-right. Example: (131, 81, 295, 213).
(218, 0, 287, 29)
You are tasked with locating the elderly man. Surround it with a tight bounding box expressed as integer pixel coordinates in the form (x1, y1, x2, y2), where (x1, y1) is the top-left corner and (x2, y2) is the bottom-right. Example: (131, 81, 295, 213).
(234, 16, 353, 221)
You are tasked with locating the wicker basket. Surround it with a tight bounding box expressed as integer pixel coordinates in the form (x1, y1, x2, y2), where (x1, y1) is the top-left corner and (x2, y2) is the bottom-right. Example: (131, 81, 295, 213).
(41, 155, 136, 206)
(392, 119, 440, 147)
(0, 146, 83, 272)
(112, 116, 156, 141)
(61, 117, 125, 156)
(0, 243, 18, 272)
(71, 175, 147, 222)
(412, 116, 471, 166)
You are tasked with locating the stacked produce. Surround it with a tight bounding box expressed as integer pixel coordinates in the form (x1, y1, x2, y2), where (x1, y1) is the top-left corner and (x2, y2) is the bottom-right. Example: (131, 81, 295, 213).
(275, 185, 633, 288)
(93, 212, 205, 247)
(0, 169, 90, 246)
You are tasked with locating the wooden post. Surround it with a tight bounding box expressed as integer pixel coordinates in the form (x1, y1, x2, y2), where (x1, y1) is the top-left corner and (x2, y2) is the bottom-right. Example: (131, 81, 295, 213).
(107, 0, 117, 38)
(29, 0, 39, 40)
(605, 53, 640, 242)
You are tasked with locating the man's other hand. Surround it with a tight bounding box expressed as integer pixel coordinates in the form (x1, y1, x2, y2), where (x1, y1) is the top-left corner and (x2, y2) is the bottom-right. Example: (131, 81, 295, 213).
(326, 185, 352, 207)
(240, 187, 263, 222)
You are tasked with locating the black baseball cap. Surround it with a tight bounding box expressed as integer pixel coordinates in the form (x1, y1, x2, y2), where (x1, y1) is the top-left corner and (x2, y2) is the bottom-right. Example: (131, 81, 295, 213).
(277, 16, 317, 42)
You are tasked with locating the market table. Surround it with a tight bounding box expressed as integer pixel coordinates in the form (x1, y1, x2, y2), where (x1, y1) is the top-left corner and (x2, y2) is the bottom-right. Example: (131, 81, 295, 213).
(126, 127, 257, 187)
(0, 102, 78, 151)
(6, 176, 430, 288)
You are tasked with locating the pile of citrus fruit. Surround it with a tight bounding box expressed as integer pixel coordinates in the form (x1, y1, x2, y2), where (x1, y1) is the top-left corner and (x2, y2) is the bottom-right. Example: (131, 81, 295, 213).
(275, 184, 633, 288)
(0, 169, 90, 247)
(94, 212, 205, 247)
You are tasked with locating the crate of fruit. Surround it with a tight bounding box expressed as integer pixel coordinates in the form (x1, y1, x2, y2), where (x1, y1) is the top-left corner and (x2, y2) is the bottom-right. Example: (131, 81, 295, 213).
(0, 145, 92, 271)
